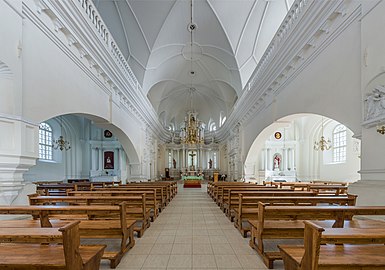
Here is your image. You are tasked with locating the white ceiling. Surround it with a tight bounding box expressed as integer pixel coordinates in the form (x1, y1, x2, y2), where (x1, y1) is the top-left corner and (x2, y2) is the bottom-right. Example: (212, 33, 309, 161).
(93, 0, 294, 128)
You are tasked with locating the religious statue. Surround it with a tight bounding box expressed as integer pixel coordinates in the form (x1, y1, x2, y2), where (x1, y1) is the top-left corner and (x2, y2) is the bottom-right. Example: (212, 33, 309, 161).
(273, 155, 280, 169)
(209, 159, 213, 169)
(173, 158, 176, 169)
(365, 85, 385, 121)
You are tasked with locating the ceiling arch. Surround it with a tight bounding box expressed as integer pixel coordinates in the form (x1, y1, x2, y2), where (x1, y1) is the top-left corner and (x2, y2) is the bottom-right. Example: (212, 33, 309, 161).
(93, 0, 294, 129)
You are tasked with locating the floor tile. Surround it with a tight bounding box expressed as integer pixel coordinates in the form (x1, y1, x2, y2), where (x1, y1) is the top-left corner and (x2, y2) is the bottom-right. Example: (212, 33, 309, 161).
(99, 182, 271, 270)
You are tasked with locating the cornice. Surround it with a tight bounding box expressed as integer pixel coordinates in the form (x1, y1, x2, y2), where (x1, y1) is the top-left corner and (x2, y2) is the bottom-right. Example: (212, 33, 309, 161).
(24, 0, 169, 141)
(215, 0, 361, 142)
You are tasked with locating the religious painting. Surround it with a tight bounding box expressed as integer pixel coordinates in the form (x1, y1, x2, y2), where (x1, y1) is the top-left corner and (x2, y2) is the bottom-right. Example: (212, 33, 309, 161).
(104, 151, 114, 169)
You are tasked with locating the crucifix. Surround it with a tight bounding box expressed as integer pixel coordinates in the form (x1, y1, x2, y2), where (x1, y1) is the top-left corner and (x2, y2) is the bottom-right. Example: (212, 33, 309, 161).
(189, 152, 196, 168)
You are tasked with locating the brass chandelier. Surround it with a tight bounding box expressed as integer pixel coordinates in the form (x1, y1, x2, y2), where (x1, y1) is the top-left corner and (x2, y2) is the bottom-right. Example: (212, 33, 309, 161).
(314, 116, 331, 151)
(52, 116, 71, 151)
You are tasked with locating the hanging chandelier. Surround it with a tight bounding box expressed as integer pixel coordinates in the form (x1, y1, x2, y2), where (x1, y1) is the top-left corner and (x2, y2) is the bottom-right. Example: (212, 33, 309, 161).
(52, 116, 71, 151)
(314, 116, 331, 151)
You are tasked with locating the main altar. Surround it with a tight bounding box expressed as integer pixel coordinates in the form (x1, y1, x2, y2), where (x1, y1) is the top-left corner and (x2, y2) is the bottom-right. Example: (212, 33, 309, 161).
(183, 151, 203, 188)
(164, 111, 219, 186)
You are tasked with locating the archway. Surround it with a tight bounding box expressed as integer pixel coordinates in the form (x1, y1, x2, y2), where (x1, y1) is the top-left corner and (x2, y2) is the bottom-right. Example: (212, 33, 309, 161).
(244, 114, 361, 184)
(24, 113, 140, 184)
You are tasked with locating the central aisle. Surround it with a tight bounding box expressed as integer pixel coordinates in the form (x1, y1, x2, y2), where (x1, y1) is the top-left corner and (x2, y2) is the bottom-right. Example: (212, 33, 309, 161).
(101, 183, 283, 269)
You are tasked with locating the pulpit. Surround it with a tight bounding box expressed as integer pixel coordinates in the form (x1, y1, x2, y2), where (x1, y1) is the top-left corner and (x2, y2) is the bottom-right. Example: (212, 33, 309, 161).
(213, 172, 219, 182)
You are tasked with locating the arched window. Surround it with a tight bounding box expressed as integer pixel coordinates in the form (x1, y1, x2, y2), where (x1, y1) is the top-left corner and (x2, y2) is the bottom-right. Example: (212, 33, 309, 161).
(333, 124, 347, 163)
(39, 122, 53, 160)
(213, 152, 217, 168)
(168, 151, 172, 168)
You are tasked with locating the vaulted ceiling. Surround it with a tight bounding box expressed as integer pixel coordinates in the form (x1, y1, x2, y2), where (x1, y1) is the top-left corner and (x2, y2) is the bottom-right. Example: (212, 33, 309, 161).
(93, 0, 294, 129)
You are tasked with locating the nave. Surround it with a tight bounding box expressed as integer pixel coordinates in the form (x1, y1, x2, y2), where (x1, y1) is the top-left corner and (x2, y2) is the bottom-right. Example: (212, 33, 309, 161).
(99, 183, 279, 270)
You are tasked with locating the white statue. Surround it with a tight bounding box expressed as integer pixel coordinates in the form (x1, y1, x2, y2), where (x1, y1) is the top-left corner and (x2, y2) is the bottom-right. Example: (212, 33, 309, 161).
(365, 85, 385, 120)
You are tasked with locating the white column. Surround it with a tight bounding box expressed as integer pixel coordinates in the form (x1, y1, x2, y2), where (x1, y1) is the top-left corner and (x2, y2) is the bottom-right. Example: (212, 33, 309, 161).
(291, 148, 296, 170)
(91, 148, 97, 171)
(264, 148, 267, 171)
(283, 148, 288, 171)
(98, 148, 103, 171)
(266, 148, 271, 170)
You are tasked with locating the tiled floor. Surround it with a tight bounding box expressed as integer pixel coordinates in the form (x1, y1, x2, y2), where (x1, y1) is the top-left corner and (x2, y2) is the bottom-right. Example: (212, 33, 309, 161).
(99, 183, 284, 269)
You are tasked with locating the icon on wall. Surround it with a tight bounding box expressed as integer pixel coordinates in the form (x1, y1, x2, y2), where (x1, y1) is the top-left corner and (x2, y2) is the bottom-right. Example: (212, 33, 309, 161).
(104, 130, 113, 138)
(104, 151, 114, 169)
(274, 132, 282, 140)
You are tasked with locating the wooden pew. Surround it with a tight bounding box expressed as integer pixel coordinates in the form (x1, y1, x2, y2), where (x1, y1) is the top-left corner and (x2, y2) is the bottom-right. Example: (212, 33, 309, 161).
(80, 188, 163, 214)
(249, 203, 385, 269)
(207, 182, 256, 200)
(0, 220, 105, 270)
(0, 204, 137, 268)
(218, 186, 280, 209)
(120, 181, 176, 202)
(29, 193, 154, 225)
(224, 190, 317, 218)
(214, 183, 269, 203)
(308, 184, 348, 195)
(216, 185, 277, 206)
(100, 185, 168, 207)
(234, 194, 357, 237)
(36, 183, 94, 196)
(279, 220, 385, 270)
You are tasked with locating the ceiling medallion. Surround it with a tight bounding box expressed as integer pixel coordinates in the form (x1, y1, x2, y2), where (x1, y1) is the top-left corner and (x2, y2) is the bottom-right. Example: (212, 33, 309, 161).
(187, 22, 197, 32)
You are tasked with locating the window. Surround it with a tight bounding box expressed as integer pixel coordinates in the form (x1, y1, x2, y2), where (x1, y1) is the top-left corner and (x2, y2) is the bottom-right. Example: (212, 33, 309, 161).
(168, 151, 172, 168)
(333, 124, 346, 163)
(39, 122, 53, 160)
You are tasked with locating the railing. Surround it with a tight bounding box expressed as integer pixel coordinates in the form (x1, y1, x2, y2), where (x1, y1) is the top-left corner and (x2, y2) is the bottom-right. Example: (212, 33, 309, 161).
(246, 0, 309, 92)
(75, 0, 139, 89)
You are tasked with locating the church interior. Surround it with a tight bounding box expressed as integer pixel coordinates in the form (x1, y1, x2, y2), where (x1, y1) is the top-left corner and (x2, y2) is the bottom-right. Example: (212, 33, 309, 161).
(1, 0, 385, 269)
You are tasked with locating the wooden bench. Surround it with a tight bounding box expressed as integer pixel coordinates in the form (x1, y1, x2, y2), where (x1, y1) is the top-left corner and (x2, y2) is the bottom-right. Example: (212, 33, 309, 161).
(224, 190, 317, 219)
(0, 220, 105, 270)
(29, 193, 152, 231)
(207, 182, 258, 200)
(36, 183, 94, 196)
(80, 188, 163, 213)
(249, 203, 385, 268)
(216, 185, 278, 206)
(44, 190, 160, 220)
(308, 184, 348, 195)
(0, 204, 137, 268)
(233, 194, 357, 237)
(279, 220, 385, 270)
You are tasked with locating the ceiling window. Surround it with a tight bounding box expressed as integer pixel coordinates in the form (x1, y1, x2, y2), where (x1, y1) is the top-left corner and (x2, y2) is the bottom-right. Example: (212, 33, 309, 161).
(39, 122, 53, 160)
(333, 124, 347, 163)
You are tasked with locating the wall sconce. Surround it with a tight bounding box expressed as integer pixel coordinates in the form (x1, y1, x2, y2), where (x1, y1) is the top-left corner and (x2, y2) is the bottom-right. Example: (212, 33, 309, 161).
(377, 125, 385, 135)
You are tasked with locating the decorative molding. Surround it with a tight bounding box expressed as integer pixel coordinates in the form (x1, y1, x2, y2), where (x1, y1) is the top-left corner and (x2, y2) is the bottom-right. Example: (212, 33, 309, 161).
(362, 85, 385, 128)
(358, 169, 385, 174)
(216, 0, 361, 142)
(23, 0, 170, 141)
(0, 61, 13, 79)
